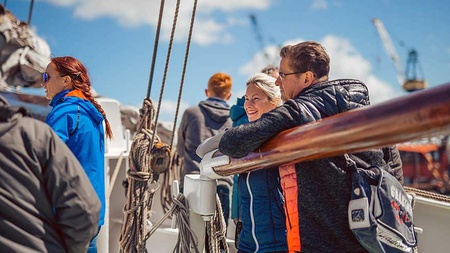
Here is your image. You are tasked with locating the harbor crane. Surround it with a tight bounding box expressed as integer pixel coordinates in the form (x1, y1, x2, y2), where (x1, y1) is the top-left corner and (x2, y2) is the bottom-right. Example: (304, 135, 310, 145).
(249, 14, 282, 66)
(249, 14, 271, 62)
(372, 18, 427, 92)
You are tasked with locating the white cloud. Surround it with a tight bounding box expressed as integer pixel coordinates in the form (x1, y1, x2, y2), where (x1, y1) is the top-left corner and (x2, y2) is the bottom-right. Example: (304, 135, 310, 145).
(45, 0, 77, 6)
(321, 35, 401, 104)
(156, 99, 190, 123)
(239, 44, 282, 76)
(197, 0, 270, 13)
(42, 0, 272, 45)
(192, 19, 233, 45)
(311, 0, 328, 10)
(239, 35, 403, 104)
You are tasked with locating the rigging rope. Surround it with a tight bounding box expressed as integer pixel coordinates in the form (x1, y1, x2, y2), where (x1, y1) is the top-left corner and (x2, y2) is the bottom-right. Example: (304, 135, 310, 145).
(119, 99, 160, 253)
(150, 0, 182, 147)
(27, 0, 34, 24)
(146, 0, 165, 99)
(160, 151, 183, 213)
(169, 0, 199, 149)
(206, 195, 230, 253)
(160, 0, 198, 214)
(119, 0, 204, 251)
(405, 186, 450, 203)
(141, 192, 200, 253)
(106, 151, 125, 202)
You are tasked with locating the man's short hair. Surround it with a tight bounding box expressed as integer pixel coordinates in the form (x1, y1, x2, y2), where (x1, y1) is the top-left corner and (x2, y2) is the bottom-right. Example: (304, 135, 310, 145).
(280, 41, 330, 80)
(208, 72, 232, 99)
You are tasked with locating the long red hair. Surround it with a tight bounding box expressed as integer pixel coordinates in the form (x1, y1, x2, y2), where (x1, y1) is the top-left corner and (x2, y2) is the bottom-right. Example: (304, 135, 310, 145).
(51, 56, 113, 139)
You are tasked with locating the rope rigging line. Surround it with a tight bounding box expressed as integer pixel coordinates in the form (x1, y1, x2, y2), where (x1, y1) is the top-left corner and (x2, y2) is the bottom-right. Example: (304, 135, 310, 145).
(206, 195, 230, 253)
(27, 0, 34, 24)
(119, 0, 203, 252)
(147, 193, 201, 253)
(161, 0, 199, 215)
(146, 0, 165, 100)
(150, 0, 182, 148)
(106, 151, 125, 202)
(160, 151, 183, 214)
(119, 99, 160, 253)
(405, 186, 450, 203)
(169, 0, 199, 151)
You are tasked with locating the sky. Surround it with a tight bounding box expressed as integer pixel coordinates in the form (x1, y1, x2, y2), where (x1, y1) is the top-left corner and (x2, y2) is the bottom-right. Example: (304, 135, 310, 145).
(6, 0, 450, 125)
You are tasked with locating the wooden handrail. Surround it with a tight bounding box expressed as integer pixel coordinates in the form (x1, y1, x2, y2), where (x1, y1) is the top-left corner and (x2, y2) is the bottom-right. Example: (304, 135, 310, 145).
(211, 82, 450, 176)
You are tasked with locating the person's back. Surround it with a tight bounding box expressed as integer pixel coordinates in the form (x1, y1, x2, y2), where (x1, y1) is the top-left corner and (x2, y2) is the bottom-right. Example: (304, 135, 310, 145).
(177, 72, 233, 225)
(0, 97, 100, 253)
(177, 72, 233, 175)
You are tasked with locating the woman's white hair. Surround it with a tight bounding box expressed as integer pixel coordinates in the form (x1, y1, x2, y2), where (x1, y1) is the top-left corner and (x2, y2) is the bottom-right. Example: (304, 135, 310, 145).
(246, 73, 282, 106)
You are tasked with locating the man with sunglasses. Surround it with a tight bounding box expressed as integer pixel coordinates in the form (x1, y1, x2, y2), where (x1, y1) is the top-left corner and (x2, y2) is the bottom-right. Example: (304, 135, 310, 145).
(216, 41, 403, 252)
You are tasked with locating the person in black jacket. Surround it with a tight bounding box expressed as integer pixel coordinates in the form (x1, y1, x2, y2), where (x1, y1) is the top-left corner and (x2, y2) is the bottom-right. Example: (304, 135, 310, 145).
(0, 95, 101, 253)
(218, 41, 403, 253)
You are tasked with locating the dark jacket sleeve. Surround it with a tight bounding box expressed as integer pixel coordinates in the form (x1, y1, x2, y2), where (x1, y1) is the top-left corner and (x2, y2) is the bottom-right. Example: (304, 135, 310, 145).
(382, 145, 404, 183)
(42, 126, 101, 253)
(219, 99, 315, 158)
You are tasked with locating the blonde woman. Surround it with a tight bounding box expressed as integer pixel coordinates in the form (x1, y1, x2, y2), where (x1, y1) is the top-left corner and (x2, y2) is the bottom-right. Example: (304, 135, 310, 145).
(236, 73, 287, 253)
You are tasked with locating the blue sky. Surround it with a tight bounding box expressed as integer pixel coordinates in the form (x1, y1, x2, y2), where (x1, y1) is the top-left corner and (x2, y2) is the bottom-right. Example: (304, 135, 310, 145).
(7, 0, 450, 124)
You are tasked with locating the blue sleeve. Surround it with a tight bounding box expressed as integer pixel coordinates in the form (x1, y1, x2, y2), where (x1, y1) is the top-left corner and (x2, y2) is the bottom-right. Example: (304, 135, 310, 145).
(41, 122, 101, 252)
(46, 104, 78, 143)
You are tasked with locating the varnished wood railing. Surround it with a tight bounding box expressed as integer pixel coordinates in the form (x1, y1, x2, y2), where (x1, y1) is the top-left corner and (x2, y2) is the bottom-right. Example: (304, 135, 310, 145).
(211, 82, 450, 176)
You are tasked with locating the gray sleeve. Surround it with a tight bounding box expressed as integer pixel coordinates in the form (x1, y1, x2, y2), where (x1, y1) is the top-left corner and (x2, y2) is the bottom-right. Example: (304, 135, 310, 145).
(42, 126, 101, 253)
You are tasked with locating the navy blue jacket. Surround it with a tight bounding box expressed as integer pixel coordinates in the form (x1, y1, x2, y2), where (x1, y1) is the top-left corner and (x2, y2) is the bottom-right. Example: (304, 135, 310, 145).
(237, 168, 287, 252)
(230, 96, 287, 252)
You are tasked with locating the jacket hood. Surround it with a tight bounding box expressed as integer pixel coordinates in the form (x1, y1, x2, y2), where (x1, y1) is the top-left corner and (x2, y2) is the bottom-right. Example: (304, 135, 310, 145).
(0, 105, 27, 137)
(50, 90, 104, 123)
(230, 96, 247, 123)
(199, 100, 230, 123)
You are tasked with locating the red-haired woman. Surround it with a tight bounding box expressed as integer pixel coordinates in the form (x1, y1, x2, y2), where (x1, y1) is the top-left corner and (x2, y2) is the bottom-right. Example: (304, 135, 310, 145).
(42, 56, 112, 253)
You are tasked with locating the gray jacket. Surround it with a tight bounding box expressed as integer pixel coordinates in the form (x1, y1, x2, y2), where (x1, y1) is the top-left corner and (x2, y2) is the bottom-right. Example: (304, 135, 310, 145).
(177, 98, 232, 179)
(0, 105, 101, 253)
(219, 79, 403, 252)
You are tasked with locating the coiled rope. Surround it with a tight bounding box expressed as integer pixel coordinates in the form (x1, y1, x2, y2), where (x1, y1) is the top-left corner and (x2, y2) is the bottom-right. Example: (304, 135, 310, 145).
(141, 192, 200, 253)
(119, 0, 202, 250)
(206, 195, 230, 253)
(119, 99, 160, 253)
(118, 0, 229, 251)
